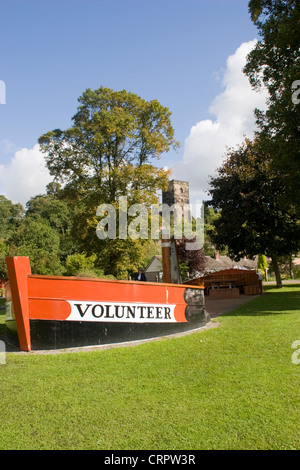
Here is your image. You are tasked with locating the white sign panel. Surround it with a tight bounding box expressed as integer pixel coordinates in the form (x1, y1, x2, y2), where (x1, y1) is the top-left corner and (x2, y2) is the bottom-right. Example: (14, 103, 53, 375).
(66, 301, 177, 323)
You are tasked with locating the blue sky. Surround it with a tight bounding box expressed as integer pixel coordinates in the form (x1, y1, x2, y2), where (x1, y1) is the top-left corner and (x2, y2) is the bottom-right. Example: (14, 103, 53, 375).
(0, 0, 267, 205)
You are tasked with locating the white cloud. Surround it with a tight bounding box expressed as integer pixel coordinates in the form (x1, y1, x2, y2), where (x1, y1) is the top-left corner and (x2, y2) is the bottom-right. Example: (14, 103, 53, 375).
(172, 40, 269, 202)
(0, 40, 268, 208)
(0, 144, 52, 206)
(0, 139, 19, 155)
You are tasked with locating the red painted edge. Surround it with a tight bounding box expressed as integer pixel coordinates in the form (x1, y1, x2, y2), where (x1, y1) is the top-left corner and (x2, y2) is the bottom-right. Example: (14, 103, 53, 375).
(6, 257, 32, 351)
(5, 256, 205, 351)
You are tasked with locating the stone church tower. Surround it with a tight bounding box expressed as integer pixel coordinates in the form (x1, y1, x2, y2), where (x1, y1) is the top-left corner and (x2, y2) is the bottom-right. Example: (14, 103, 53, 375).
(162, 180, 190, 209)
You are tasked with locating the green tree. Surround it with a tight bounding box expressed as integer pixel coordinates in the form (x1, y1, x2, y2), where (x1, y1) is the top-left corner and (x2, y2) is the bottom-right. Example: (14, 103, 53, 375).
(257, 253, 268, 279)
(25, 190, 75, 264)
(0, 241, 8, 278)
(0, 195, 24, 240)
(208, 140, 300, 287)
(26, 193, 71, 234)
(203, 202, 223, 256)
(38, 86, 178, 278)
(0, 196, 24, 278)
(244, 0, 300, 212)
(10, 217, 65, 275)
(39, 86, 178, 204)
(65, 253, 96, 276)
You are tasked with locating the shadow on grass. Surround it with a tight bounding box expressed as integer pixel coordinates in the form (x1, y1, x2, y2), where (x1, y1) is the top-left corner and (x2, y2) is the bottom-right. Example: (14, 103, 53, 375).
(223, 288, 300, 318)
(263, 283, 300, 291)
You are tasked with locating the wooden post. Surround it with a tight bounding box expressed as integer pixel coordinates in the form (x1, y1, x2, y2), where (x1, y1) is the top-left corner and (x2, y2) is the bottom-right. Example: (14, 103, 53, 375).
(6, 257, 32, 351)
(161, 230, 172, 284)
(170, 237, 182, 284)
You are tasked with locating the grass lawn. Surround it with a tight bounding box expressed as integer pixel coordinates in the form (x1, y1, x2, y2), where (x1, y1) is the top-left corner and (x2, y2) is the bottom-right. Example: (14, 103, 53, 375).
(0, 285, 299, 450)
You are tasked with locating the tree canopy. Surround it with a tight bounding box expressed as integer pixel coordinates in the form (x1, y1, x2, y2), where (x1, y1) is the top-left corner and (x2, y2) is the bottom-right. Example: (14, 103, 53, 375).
(0, 88, 181, 280)
(208, 139, 300, 287)
(37, 86, 179, 278)
(39, 86, 178, 205)
(244, 0, 300, 211)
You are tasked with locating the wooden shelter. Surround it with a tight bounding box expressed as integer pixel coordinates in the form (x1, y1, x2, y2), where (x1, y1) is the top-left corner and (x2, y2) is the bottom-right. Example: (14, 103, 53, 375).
(184, 268, 261, 298)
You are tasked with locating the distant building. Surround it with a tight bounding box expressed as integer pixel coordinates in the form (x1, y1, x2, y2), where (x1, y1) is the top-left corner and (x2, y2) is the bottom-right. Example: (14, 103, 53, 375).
(144, 252, 259, 282)
(144, 255, 163, 282)
(159, 180, 260, 279)
(162, 180, 190, 210)
(162, 179, 192, 224)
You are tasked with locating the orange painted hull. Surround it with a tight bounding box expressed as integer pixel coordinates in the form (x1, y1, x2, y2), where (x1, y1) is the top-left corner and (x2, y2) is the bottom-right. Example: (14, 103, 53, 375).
(5, 257, 208, 351)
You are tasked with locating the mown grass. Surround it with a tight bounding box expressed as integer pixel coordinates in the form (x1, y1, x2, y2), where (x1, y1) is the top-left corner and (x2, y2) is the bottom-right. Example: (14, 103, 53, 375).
(0, 285, 299, 450)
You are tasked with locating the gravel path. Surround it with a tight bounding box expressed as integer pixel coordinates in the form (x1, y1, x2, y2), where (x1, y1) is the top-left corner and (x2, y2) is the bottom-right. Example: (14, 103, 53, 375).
(205, 295, 258, 318)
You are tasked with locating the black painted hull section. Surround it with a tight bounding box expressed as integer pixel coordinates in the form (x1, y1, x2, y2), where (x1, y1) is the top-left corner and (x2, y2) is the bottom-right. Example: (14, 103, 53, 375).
(6, 307, 209, 350)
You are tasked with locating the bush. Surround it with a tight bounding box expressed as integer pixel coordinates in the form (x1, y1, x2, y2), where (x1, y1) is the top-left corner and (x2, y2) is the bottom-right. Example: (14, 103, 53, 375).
(65, 253, 96, 276)
(75, 268, 115, 280)
(292, 265, 300, 279)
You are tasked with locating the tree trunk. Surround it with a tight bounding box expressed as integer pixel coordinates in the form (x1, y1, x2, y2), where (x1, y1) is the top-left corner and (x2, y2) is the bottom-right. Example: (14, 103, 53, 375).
(271, 254, 282, 288)
(289, 255, 294, 279)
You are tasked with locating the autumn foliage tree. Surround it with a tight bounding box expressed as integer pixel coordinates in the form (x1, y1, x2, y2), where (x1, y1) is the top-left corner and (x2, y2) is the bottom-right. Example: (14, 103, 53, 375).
(38, 86, 179, 278)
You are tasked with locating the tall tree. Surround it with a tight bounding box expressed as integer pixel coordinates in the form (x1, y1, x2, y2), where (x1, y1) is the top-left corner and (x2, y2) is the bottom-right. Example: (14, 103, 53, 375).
(26, 193, 71, 234)
(39, 87, 178, 203)
(25, 191, 75, 264)
(244, 0, 300, 211)
(0, 196, 24, 278)
(208, 140, 300, 287)
(0, 195, 24, 240)
(203, 202, 223, 256)
(9, 217, 64, 275)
